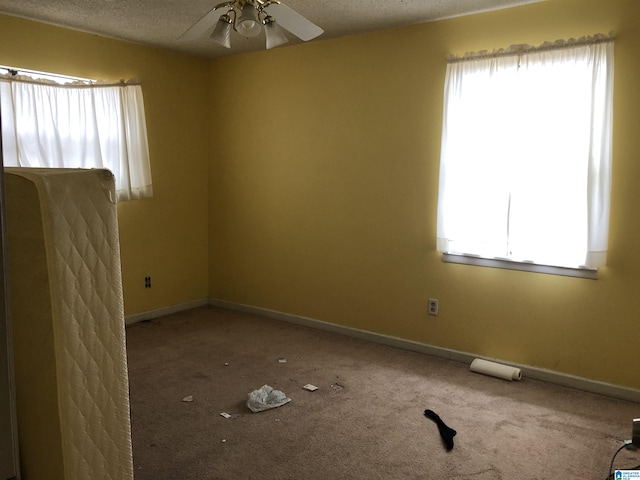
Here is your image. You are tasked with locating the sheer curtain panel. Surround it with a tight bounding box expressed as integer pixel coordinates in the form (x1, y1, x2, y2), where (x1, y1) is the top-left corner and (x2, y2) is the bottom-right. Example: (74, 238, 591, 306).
(436, 37, 614, 270)
(0, 79, 153, 202)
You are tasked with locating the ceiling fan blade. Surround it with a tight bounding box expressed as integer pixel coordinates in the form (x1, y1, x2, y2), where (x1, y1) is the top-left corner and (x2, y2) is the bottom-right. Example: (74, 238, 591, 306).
(263, 2, 323, 41)
(178, 3, 232, 42)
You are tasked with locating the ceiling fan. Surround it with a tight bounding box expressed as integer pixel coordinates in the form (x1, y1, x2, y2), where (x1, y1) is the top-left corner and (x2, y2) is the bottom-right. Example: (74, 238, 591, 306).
(178, 0, 324, 50)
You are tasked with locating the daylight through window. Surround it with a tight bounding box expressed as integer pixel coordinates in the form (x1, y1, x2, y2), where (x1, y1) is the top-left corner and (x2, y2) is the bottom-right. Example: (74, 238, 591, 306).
(0, 67, 153, 201)
(436, 36, 614, 272)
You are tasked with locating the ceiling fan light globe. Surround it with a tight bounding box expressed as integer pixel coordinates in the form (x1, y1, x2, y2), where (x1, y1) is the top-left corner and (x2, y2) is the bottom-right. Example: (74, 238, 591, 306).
(210, 16, 233, 48)
(236, 4, 262, 37)
(264, 20, 289, 49)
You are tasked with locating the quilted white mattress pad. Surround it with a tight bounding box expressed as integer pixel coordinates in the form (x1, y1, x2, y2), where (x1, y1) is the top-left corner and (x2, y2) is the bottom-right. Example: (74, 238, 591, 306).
(5, 168, 133, 480)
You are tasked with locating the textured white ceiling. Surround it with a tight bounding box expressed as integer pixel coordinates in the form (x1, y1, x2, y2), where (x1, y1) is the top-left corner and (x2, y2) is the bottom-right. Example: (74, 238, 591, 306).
(0, 0, 544, 58)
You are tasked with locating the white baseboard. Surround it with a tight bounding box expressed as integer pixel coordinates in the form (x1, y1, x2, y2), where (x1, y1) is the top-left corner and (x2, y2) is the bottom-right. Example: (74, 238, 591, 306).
(208, 298, 640, 404)
(125, 298, 209, 326)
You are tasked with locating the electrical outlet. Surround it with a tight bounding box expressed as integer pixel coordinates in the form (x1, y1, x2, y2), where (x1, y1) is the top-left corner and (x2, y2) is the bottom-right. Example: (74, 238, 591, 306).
(428, 298, 439, 316)
(144, 276, 151, 288)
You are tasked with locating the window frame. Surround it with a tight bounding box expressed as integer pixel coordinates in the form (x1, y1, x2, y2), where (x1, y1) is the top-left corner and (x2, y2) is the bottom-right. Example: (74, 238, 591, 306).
(436, 36, 614, 278)
(0, 66, 153, 202)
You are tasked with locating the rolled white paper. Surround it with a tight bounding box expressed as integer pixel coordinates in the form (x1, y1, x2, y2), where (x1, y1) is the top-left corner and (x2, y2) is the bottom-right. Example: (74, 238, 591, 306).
(470, 358, 522, 381)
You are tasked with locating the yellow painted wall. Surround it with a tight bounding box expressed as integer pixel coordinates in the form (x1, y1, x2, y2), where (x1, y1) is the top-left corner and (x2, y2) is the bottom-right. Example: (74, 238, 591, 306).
(0, 15, 211, 315)
(208, 0, 640, 389)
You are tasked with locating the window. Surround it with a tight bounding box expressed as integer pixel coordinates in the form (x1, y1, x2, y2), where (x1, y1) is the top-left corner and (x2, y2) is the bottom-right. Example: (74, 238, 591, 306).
(436, 36, 614, 276)
(0, 67, 152, 202)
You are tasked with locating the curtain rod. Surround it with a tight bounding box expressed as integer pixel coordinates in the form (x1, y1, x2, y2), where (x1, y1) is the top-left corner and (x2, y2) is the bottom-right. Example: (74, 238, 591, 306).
(447, 32, 614, 63)
(0, 64, 96, 84)
(0, 65, 140, 87)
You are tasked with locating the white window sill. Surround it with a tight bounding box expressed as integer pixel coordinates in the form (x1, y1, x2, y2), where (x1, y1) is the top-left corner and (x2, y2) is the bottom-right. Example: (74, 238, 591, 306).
(442, 253, 598, 280)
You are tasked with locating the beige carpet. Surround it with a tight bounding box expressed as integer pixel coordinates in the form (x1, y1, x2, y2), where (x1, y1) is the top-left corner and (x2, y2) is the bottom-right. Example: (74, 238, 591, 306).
(126, 306, 640, 479)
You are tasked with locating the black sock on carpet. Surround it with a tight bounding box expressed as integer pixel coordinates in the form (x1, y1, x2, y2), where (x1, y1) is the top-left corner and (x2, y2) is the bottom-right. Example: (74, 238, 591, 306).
(424, 409, 457, 450)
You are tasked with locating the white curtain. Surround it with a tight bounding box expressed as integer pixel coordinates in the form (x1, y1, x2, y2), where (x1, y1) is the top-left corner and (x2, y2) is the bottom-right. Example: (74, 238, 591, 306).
(0, 79, 153, 202)
(436, 39, 614, 269)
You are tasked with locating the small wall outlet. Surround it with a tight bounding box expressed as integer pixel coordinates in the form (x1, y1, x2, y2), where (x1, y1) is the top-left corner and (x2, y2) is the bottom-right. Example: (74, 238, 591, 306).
(428, 298, 439, 316)
(144, 276, 151, 288)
